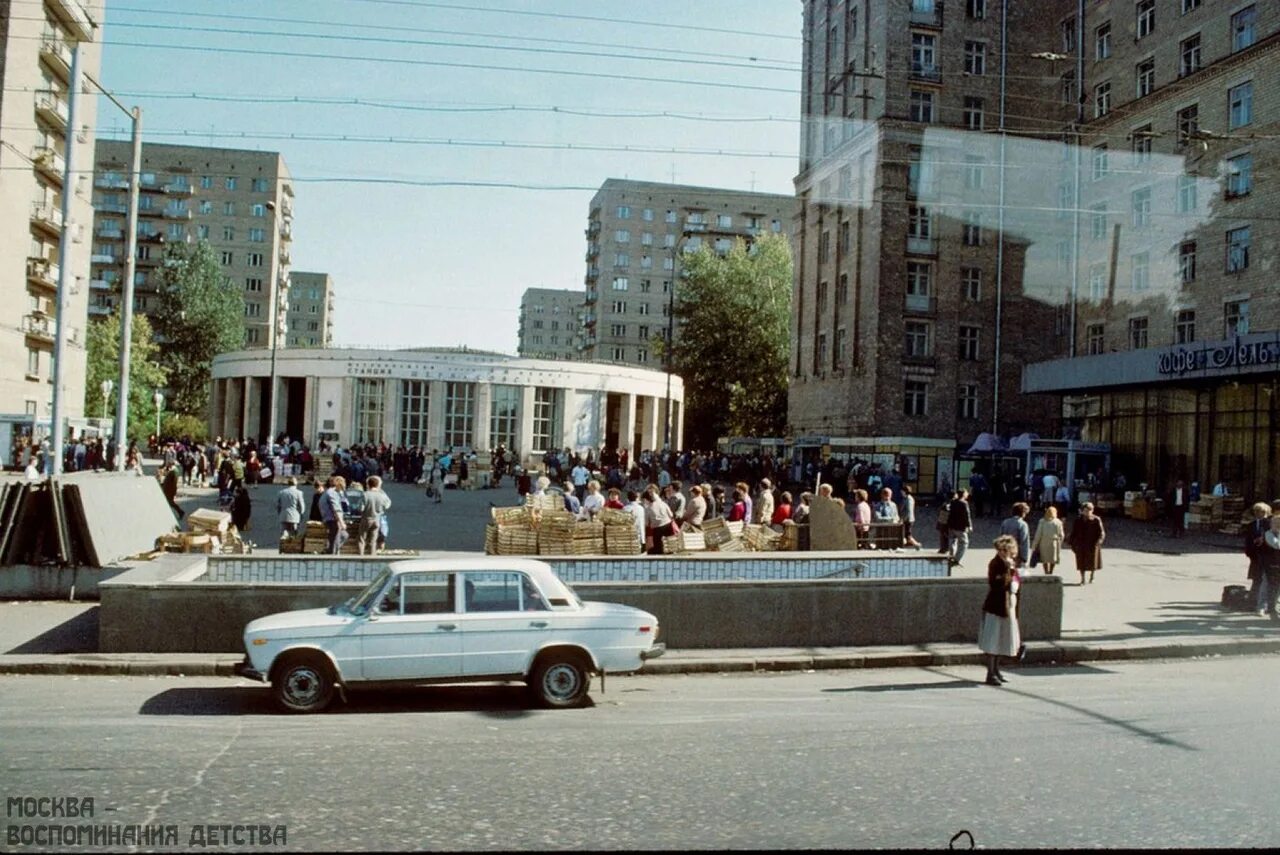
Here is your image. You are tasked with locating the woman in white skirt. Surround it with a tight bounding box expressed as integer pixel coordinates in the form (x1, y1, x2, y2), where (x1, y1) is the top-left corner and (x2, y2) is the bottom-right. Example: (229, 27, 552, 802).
(979, 535, 1021, 686)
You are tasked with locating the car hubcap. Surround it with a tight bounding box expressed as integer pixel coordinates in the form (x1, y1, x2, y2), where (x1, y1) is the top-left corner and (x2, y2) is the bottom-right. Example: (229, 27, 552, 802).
(284, 667, 322, 705)
(544, 664, 579, 700)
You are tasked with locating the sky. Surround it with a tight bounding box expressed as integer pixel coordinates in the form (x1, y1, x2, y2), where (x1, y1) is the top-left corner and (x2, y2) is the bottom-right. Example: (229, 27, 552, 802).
(86, 0, 805, 353)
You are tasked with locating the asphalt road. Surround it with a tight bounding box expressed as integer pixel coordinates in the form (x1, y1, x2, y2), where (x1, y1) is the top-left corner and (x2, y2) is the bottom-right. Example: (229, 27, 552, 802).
(2, 657, 1278, 850)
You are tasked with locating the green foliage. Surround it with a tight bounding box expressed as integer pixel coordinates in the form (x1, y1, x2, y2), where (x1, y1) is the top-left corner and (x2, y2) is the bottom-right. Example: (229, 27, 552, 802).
(667, 233, 793, 448)
(152, 239, 246, 417)
(161, 412, 209, 442)
(83, 312, 168, 445)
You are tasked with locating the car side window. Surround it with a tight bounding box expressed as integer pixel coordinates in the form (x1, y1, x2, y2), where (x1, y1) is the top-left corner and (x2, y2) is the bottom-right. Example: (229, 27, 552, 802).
(462, 572, 549, 613)
(397, 573, 455, 615)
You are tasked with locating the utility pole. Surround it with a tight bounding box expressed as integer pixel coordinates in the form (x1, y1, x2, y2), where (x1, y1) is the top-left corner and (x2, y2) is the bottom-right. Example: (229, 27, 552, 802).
(49, 43, 82, 475)
(114, 106, 142, 469)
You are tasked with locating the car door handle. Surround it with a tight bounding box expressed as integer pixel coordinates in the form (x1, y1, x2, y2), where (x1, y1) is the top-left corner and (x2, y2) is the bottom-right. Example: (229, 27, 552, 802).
(529, 621, 548, 628)
(436, 623, 457, 631)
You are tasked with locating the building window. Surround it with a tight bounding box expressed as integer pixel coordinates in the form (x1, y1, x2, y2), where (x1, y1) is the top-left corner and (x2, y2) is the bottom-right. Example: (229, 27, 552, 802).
(967, 0, 985, 19)
(717, 214, 732, 228)
(1135, 59, 1155, 98)
(224, 201, 236, 216)
(1177, 104, 1198, 145)
(817, 333, 828, 368)
(1176, 175, 1197, 213)
(443, 381, 476, 449)
(904, 381, 928, 417)
(1094, 82, 1111, 118)
(225, 177, 237, 190)
(1179, 34, 1201, 77)
(904, 321, 932, 358)
(958, 385, 979, 420)
(1226, 153, 1253, 198)
(1226, 226, 1250, 272)
(353, 378, 386, 444)
(1131, 125, 1153, 163)
(611, 277, 629, 291)
(1131, 187, 1151, 227)
(612, 300, 627, 313)
(200, 175, 213, 189)
(959, 325, 981, 361)
(611, 346, 625, 361)
(819, 230, 831, 262)
(251, 203, 266, 217)
(1182, 0, 1200, 12)
(665, 210, 677, 224)
(398, 379, 430, 448)
(962, 211, 982, 246)
(1095, 22, 1111, 59)
(911, 33, 938, 78)
(197, 225, 210, 239)
(816, 281, 828, 317)
(535, 386, 565, 453)
(220, 250, 233, 265)
(1231, 5, 1257, 52)
(1179, 241, 1197, 283)
(614, 253, 629, 268)
(1175, 310, 1196, 344)
(198, 200, 213, 214)
(249, 228, 266, 242)
(245, 277, 263, 292)
(244, 302, 261, 318)
(1061, 17, 1076, 52)
(636, 348, 648, 363)
(1228, 82, 1253, 129)
(641, 208, 654, 222)
(840, 221, 851, 253)
(909, 90, 934, 123)
(1090, 204, 1108, 240)
(906, 261, 931, 302)
(1136, 0, 1155, 39)
(223, 226, 235, 241)
(614, 229, 630, 243)
(1086, 323, 1105, 355)
(1131, 252, 1150, 291)
(487, 384, 519, 451)
(963, 157, 984, 191)
(908, 205, 932, 240)
(962, 267, 981, 301)
(963, 97, 984, 131)
(245, 328, 260, 345)
(1128, 317, 1149, 350)
(1225, 299, 1250, 337)
(616, 206, 630, 219)
(640, 232, 653, 247)
(1091, 145, 1109, 180)
(964, 41, 986, 75)
(1089, 263, 1107, 301)
(1061, 72, 1077, 105)
(610, 323, 626, 337)
(638, 303, 650, 316)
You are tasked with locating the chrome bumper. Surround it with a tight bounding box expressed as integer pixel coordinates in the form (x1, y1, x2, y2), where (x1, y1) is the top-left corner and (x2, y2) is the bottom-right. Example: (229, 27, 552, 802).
(640, 643, 666, 661)
(234, 656, 266, 682)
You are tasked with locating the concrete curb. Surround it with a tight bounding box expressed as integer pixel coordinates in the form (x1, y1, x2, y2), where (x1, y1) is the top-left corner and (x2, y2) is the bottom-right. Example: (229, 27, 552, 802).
(1, 638, 1276, 677)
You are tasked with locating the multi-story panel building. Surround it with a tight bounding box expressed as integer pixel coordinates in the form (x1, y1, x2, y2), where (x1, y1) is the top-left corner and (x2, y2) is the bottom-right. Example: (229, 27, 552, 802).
(789, 0, 1076, 492)
(580, 179, 795, 368)
(1024, 1, 1280, 499)
(517, 287, 581, 361)
(89, 141, 294, 349)
(0, 0, 104, 427)
(286, 272, 334, 348)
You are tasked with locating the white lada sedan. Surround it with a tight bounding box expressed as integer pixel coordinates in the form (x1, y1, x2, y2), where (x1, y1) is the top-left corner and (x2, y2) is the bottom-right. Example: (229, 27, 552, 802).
(235, 557, 665, 713)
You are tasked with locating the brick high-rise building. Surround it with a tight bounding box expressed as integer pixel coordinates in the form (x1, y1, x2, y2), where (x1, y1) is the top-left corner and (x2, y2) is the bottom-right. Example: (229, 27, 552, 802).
(89, 141, 294, 350)
(788, 0, 1078, 491)
(1023, 1, 1280, 499)
(0, 0, 104, 430)
(580, 179, 795, 368)
(285, 272, 334, 348)
(517, 287, 581, 361)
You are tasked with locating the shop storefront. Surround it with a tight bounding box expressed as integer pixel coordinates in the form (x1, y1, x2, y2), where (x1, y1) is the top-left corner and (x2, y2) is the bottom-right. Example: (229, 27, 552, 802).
(1024, 332, 1280, 501)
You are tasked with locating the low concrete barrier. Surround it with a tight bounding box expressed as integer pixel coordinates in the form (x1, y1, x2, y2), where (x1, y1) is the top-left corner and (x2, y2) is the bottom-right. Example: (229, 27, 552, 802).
(99, 555, 1060, 652)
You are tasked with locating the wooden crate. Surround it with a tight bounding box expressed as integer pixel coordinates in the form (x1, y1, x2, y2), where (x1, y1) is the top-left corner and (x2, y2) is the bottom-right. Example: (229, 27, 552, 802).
(604, 524, 642, 555)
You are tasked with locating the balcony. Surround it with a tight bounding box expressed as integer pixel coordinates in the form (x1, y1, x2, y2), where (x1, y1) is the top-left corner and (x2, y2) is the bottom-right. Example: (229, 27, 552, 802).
(906, 235, 937, 256)
(88, 302, 111, 317)
(135, 253, 162, 267)
(902, 353, 937, 368)
(137, 231, 165, 243)
(95, 225, 123, 238)
(163, 208, 193, 220)
(90, 277, 112, 290)
(136, 204, 162, 218)
(23, 313, 56, 343)
(39, 31, 74, 80)
(47, 0, 98, 41)
(584, 289, 598, 304)
(908, 0, 944, 29)
(30, 202, 63, 235)
(684, 219, 707, 232)
(904, 293, 937, 314)
(279, 247, 292, 266)
(27, 257, 59, 290)
(31, 146, 66, 183)
(95, 175, 129, 190)
(35, 90, 69, 131)
(162, 181, 194, 196)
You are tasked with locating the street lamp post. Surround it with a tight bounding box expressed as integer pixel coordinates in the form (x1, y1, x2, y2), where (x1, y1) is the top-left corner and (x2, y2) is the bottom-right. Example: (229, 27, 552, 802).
(153, 390, 164, 442)
(663, 219, 693, 451)
(100, 379, 113, 420)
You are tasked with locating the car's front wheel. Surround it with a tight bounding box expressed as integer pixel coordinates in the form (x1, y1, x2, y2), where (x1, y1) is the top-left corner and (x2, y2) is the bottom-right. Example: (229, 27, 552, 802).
(272, 653, 336, 714)
(529, 653, 592, 708)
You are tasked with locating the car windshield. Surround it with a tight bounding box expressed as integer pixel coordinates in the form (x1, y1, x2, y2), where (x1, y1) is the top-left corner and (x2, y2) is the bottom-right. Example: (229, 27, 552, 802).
(345, 568, 392, 616)
(538, 571, 582, 608)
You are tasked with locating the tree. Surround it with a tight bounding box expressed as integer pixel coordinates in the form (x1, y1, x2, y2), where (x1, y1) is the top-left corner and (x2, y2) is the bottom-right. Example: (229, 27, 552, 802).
(152, 239, 246, 417)
(83, 311, 168, 445)
(667, 233, 793, 449)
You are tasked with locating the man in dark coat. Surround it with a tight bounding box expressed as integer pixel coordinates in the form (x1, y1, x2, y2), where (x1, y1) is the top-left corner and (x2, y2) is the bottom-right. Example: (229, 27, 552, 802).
(1167, 479, 1189, 538)
(947, 489, 974, 567)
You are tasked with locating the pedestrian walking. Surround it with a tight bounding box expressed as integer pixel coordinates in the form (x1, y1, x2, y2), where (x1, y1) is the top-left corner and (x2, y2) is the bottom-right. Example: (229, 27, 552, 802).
(230, 485, 252, 533)
(643, 487, 677, 555)
(1259, 513, 1280, 621)
(999, 502, 1031, 568)
(160, 463, 184, 521)
(275, 477, 305, 538)
(755, 479, 775, 526)
(321, 476, 349, 554)
(947, 489, 974, 567)
(936, 492, 952, 554)
(900, 486, 921, 548)
(1030, 506, 1065, 575)
(1066, 501, 1106, 584)
(1244, 502, 1271, 613)
(357, 476, 392, 555)
(1166, 479, 1189, 538)
(979, 535, 1021, 686)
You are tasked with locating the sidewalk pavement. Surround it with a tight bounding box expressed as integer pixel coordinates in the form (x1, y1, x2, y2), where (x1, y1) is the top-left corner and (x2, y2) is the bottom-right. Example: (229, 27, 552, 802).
(2, 514, 1277, 678)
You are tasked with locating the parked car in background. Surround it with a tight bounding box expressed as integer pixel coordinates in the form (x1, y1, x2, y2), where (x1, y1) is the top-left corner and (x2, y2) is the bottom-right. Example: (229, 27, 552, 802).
(236, 557, 664, 712)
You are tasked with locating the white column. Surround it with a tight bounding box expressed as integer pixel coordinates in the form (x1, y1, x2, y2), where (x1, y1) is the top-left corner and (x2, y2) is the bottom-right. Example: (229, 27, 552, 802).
(245, 377, 263, 442)
(518, 386, 536, 465)
(673, 400, 684, 450)
(381, 378, 398, 446)
(473, 382, 493, 451)
(641, 395, 658, 452)
(302, 376, 316, 446)
(427, 380, 447, 451)
(618, 393, 636, 458)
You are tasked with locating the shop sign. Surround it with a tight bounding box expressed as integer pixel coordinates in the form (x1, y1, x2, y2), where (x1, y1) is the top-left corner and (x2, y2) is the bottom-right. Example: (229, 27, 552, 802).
(1157, 337, 1280, 377)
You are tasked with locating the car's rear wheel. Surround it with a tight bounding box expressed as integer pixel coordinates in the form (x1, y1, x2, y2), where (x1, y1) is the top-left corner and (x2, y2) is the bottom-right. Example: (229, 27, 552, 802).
(272, 653, 335, 714)
(529, 653, 591, 708)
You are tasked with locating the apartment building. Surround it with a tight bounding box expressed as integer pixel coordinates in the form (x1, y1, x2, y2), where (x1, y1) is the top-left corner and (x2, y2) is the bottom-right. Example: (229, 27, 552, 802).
(286, 271, 335, 348)
(0, 0, 104, 426)
(89, 141, 294, 349)
(517, 287, 581, 361)
(1024, 0, 1280, 499)
(580, 179, 795, 367)
(789, 0, 1079, 492)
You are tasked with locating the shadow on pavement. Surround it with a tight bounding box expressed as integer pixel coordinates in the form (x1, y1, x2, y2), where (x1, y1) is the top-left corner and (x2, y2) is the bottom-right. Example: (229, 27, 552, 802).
(140, 683, 578, 717)
(823, 679, 978, 693)
(1065, 601, 1278, 642)
(5, 607, 99, 654)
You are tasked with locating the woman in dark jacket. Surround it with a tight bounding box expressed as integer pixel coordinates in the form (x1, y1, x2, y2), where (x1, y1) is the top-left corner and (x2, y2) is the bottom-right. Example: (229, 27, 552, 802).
(979, 535, 1021, 686)
(1066, 501, 1106, 585)
(231, 485, 252, 532)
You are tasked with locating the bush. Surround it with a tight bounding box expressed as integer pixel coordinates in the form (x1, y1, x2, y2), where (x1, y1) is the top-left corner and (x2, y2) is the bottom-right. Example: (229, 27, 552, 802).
(162, 413, 209, 443)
